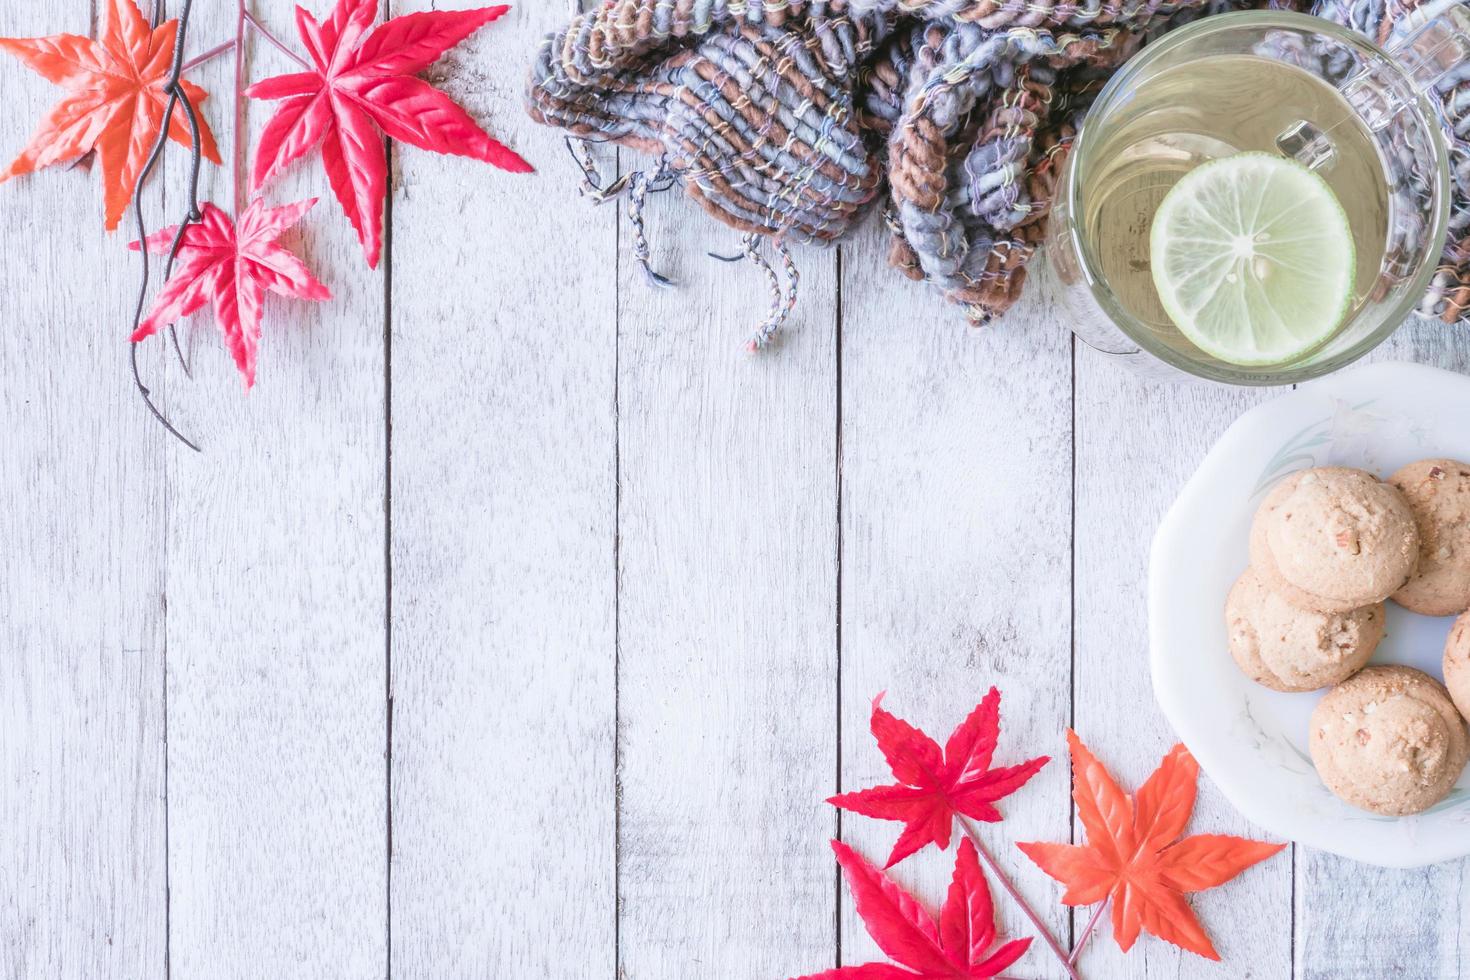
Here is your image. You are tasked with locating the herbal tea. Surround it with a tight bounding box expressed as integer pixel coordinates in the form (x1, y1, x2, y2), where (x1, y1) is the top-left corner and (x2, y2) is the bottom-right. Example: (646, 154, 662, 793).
(1080, 54, 1390, 367)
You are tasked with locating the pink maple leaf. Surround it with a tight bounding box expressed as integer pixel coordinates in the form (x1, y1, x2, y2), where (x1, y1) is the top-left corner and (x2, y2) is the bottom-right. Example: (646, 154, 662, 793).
(791, 838, 1032, 980)
(131, 199, 330, 387)
(829, 690, 1049, 867)
(245, 0, 531, 268)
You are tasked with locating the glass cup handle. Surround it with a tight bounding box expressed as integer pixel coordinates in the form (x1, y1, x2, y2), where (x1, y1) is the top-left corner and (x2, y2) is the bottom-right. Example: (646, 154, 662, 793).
(1276, 5, 1470, 170)
(1387, 3, 1470, 94)
(1336, 4, 1470, 133)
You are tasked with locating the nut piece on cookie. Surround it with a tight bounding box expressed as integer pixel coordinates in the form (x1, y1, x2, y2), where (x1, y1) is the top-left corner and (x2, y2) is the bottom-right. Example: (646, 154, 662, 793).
(1444, 612, 1470, 722)
(1389, 459, 1470, 617)
(1249, 467, 1420, 613)
(1310, 665, 1469, 816)
(1226, 567, 1383, 691)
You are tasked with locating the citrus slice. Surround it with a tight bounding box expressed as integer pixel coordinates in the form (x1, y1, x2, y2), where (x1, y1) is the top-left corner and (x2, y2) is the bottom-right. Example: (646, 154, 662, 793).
(1149, 152, 1355, 367)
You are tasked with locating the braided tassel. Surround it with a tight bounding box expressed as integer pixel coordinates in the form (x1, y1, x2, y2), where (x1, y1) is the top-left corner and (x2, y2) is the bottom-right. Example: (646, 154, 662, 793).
(564, 139, 678, 288)
(711, 234, 801, 351)
(564, 136, 630, 203)
(764, 239, 800, 351)
(628, 160, 674, 288)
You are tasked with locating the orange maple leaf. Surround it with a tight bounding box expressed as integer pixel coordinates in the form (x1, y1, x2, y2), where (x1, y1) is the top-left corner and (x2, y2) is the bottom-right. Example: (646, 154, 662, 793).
(1017, 731, 1285, 961)
(0, 0, 221, 230)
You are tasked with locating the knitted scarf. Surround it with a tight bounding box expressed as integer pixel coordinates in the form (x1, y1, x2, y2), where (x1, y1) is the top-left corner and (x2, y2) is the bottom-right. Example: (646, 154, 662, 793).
(527, 0, 1470, 342)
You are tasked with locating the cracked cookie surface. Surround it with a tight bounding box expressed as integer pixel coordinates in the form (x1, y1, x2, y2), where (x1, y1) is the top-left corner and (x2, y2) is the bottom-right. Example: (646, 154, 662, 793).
(1249, 467, 1419, 613)
(1226, 567, 1383, 692)
(1443, 612, 1470, 723)
(1390, 459, 1470, 617)
(1310, 665, 1468, 816)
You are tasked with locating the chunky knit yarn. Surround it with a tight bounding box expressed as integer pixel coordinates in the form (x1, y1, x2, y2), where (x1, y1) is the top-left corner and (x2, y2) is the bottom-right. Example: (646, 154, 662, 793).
(527, 0, 1470, 335)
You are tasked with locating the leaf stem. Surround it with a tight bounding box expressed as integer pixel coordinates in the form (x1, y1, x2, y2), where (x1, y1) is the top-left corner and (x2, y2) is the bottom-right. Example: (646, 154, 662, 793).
(182, 39, 235, 72)
(233, 1, 249, 216)
(243, 9, 310, 70)
(169, 323, 192, 379)
(157, 79, 207, 383)
(128, 0, 204, 452)
(956, 817, 1081, 980)
(131, 345, 201, 453)
(1068, 900, 1108, 967)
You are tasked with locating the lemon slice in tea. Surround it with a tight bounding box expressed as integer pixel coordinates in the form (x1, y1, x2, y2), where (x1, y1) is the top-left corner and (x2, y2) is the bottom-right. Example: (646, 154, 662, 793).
(1149, 152, 1354, 367)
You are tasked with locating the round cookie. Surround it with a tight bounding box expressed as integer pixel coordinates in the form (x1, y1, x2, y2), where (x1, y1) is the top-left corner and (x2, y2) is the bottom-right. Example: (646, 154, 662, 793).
(1249, 467, 1419, 613)
(1444, 611, 1470, 723)
(1225, 567, 1384, 691)
(1309, 665, 1468, 816)
(1389, 459, 1470, 616)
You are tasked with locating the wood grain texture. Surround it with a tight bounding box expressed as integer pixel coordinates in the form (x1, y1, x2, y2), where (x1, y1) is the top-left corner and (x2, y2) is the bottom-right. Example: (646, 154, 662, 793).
(1293, 316, 1470, 980)
(0, 4, 166, 977)
(5, 2, 1470, 976)
(1072, 337, 1293, 979)
(613, 177, 839, 978)
(159, 5, 387, 976)
(386, 2, 618, 977)
(836, 226, 1075, 979)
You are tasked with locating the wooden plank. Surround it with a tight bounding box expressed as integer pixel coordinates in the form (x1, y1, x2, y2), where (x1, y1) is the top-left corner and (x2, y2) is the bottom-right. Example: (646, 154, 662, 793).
(1296, 857, 1467, 979)
(1293, 318, 1470, 980)
(385, 2, 618, 977)
(613, 178, 839, 974)
(0, 4, 166, 977)
(1073, 349, 1293, 978)
(159, 5, 387, 976)
(836, 228, 1074, 978)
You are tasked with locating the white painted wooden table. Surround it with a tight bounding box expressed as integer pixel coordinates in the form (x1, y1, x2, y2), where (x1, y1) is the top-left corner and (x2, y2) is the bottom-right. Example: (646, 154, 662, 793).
(3, 3, 1469, 979)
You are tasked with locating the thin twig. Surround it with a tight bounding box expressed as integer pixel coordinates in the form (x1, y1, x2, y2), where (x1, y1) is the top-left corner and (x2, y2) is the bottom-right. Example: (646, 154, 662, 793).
(234, 1, 249, 215)
(182, 39, 235, 72)
(128, 0, 204, 452)
(168, 324, 191, 379)
(243, 9, 309, 70)
(1068, 900, 1108, 967)
(130, 345, 200, 452)
(158, 63, 210, 382)
(956, 817, 1082, 980)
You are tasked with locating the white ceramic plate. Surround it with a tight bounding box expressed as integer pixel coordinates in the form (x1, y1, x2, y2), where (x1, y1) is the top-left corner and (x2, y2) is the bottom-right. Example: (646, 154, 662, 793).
(1150, 360, 1470, 868)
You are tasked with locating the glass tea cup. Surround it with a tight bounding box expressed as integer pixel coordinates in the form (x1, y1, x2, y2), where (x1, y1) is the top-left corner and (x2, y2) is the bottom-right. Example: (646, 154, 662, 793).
(1044, 9, 1467, 385)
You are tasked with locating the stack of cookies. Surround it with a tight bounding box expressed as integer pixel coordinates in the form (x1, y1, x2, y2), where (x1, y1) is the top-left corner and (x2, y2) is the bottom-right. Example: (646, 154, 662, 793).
(1227, 461, 1470, 816)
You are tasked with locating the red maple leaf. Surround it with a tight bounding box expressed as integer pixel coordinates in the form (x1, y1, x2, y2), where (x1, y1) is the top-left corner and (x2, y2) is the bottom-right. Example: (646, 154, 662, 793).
(0, 0, 221, 230)
(829, 690, 1049, 867)
(791, 838, 1032, 980)
(130, 199, 331, 387)
(1017, 732, 1285, 961)
(245, 0, 532, 268)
